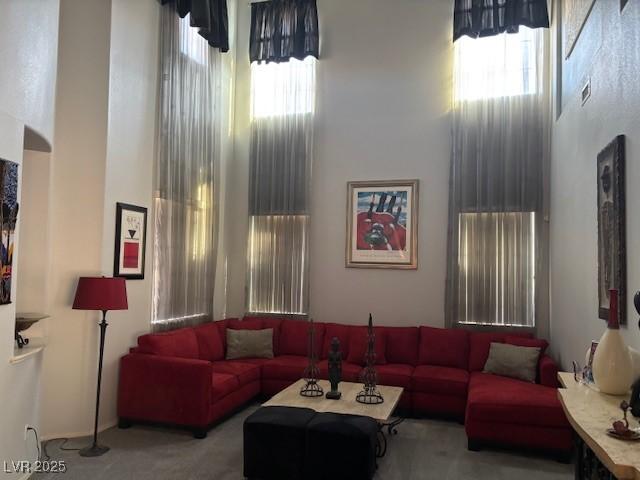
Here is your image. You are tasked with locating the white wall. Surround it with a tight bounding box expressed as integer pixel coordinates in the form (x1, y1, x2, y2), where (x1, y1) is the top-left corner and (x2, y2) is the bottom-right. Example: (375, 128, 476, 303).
(97, 0, 160, 432)
(41, 0, 162, 438)
(40, 0, 112, 438)
(0, 0, 59, 473)
(17, 150, 52, 317)
(550, 0, 640, 368)
(214, 0, 239, 319)
(227, 0, 453, 327)
(0, 0, 60, 149)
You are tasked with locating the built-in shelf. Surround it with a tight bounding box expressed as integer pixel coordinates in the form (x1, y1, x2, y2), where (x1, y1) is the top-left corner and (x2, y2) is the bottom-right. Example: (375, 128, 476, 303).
(10, 339, 46, 365)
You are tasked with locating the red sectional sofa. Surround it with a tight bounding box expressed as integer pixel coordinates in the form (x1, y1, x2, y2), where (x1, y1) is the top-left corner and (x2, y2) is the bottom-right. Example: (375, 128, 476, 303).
(118, 317, 572, 455)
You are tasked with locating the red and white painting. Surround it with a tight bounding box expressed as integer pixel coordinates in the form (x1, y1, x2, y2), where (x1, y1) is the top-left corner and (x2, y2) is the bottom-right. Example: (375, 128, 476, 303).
(346, 180, 418, 269)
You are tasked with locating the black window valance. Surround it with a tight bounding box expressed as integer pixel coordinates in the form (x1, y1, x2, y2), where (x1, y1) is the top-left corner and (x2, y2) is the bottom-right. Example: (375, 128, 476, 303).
(453, 0, 549, 42)
(160, 0, 229, 52)
(250, 0, 319, 64)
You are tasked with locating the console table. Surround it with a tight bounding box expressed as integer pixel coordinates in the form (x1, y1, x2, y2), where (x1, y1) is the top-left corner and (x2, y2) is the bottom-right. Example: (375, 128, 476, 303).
(558, 372, 640, 480)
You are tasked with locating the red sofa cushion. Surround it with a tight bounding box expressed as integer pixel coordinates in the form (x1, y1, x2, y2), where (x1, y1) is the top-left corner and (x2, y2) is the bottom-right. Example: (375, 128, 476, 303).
(347, 326, 387, 365)
(505, 336, 549, 355)
(279, 320, 324, 357)
(211, 361, 261, 386)
(137, 328, 199, 360)
(383, 327, 419, 366)
(262, 355, 308, 381)
(318, 360, 362, 383)
(419, 327, 469, 369)
(228, 318, 263, 330)
(243, 316, 283, 355)
(321, 323, 352, 360)
(466, 372, 569, 428)
(215, 319, 230, 350)
(539, 354, 560, 387)
(211, 372, 240, 403)
(376, 364, 413, 389)
(193, 322, 225, 361)
(411, 365, 469, 398)
(468, 332, 533, 372)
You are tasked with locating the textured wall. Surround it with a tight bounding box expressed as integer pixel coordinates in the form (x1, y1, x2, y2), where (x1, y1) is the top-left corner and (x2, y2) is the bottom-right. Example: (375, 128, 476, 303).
(97, 0, 160, 434)
(41, 0, 112, 438)
(0, 0, 60, 147)
(550, 0, 640, 367)
(0, 0, 60, 472)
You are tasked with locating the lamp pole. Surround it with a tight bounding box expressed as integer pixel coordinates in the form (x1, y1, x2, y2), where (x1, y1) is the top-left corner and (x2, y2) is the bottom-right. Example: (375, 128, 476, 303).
(80, 310, 110, 457)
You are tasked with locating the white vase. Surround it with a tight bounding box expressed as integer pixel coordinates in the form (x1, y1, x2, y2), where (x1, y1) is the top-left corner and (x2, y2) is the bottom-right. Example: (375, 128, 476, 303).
(592, 289, 633, 395)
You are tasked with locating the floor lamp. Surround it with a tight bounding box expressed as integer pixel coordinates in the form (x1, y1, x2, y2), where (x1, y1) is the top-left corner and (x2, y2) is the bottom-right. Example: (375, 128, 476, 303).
(73, 276, 128, 457)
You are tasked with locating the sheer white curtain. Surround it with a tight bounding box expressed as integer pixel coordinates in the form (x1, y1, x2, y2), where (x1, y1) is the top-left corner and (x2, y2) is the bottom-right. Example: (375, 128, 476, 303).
(446, 27, 550, 329)
(246, 57, 316, 315)
(152, 5, 221, 331)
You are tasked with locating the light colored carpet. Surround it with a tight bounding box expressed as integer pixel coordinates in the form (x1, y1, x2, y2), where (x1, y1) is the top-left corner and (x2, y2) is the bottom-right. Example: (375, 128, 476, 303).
(34, 404, 573, 480)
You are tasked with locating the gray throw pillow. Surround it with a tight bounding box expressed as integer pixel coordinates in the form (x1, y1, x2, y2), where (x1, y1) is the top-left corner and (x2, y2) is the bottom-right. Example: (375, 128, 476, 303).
(226, 328, 274, 360)
(483, 342, 541, 383)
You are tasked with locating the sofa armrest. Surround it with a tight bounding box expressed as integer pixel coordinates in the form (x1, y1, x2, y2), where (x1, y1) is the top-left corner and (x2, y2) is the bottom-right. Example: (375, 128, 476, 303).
(118, 353, 212, 428)
(539, 354, 559, 388)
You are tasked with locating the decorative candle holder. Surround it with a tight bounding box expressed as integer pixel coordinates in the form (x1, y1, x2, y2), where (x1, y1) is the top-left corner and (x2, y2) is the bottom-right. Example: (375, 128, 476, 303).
(301, 318, 324, 398)
(356, 314, 384, 405)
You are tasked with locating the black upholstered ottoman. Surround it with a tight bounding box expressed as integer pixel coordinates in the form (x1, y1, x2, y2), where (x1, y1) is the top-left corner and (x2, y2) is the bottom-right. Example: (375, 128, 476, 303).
(305, 413, 378, 480)
(243, 406, 317, 480)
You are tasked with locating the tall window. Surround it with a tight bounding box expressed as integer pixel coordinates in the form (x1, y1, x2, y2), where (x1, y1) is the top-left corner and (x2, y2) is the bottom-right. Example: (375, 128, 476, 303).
(246, 57, 316, 315)
(447, 27, 548, 329)
(152, 10, 221, 331)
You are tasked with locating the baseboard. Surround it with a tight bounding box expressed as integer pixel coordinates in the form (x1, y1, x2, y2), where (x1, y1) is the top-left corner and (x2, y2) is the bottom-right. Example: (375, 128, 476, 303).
(41, 420, 118, 442)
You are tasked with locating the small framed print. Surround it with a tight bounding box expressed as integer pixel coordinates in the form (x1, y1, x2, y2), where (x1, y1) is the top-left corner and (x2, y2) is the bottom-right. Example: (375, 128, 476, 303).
(114, 203, 147, 280)
(346, 180, 419, 269)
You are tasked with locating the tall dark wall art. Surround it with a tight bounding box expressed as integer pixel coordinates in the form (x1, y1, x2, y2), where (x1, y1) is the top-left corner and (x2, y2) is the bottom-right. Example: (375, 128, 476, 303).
(597, 135, 626, 325)
(0, 159, 19, 305)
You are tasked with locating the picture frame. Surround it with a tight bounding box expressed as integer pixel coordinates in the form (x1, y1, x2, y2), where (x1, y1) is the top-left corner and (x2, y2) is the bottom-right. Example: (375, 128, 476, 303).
(562, 0, 596, 59)
(114, 203, 148, 280)
(597, 135, 626, 325)
(0, 159, 19, 305)
(346, 180, 418, 269)
(584, 340, 598, 383)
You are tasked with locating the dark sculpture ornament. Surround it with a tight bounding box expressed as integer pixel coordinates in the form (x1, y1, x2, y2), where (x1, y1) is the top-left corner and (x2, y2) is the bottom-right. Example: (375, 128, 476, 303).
(326, 337, 342, 400)
(301, 318, 324, 398)
(356, 314, 384, 405)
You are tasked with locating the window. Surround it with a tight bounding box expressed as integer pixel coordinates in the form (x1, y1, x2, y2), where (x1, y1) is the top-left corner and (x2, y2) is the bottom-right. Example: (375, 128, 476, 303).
(179, 14, 208, 65)
(152, 8, 220, 331)
(250, 57, 316, 118)
(447, 27, 547, 330)
(457, 212, 536, 327)
(246, 58, 316, 315)
(453, 27, 539, 102)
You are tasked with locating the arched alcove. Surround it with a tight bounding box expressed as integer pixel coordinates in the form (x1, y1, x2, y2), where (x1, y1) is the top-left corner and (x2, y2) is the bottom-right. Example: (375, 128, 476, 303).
(15, 141, 52, 345)
(23, 126, 53, 153)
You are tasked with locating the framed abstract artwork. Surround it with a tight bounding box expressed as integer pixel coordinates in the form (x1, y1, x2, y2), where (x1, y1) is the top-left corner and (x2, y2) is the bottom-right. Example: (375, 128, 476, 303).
(0, 159, 19, 305)
(346, 180, 418, 269)
(114, 203, 147, 280)
(597, 135, 626, 325)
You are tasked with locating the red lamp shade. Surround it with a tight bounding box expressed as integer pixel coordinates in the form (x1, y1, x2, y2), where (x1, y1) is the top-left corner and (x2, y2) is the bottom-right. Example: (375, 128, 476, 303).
(72, 277, 128, 311)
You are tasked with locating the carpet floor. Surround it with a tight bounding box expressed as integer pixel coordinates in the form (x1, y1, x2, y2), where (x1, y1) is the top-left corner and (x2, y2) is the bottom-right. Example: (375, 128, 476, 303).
(34, 404, 573, 480)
